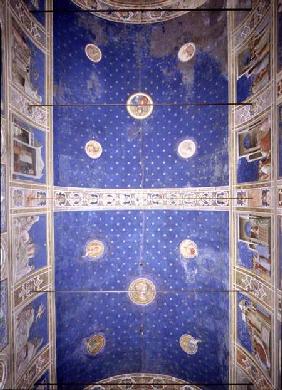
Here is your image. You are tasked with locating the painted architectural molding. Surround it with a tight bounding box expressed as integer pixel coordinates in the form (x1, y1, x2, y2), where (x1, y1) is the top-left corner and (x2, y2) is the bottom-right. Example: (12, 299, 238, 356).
(235, 86, 272, 128)
(9, 0, 46, 51)
(70, 0, 206, 25)
(54, 187, 230, 211)
(11, 186, 47, 210)
(84, 373, 201, 389)
(236, 267, 272, 310)
(235, 187, 272, 209)
(16, 346, 49, 389)
(233, 0, 271, 49)
(236, 344, 272, 390)
(0, 117, 7, 163)
(10, 86, 47, 130)
(14, 267, 49, 309)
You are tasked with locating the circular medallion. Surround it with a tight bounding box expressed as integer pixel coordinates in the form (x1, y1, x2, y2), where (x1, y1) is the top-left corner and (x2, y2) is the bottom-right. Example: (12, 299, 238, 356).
(177, 139, 196, 159)
(84, 334, 105, 355)
(178, 43, 196, 62)
(85, 140, 103, 159)
(180, 239, 198, 259)
(128, 278, 156, 305)
(0, 360, 7, 390)
(127, 93, 153, 120)
(180, 334, 200, 355)
(85, 44, 102, 63)
(85, 240, 105, 260)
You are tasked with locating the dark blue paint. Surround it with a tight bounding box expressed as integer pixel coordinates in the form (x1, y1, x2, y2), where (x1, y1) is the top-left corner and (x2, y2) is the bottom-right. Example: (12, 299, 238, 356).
(55, 210, 229, 388)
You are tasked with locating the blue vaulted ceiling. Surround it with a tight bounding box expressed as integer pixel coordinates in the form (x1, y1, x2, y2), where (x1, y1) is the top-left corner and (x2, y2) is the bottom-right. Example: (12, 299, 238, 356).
(53, 0, 230, 388)
(53, 0, 228, 189)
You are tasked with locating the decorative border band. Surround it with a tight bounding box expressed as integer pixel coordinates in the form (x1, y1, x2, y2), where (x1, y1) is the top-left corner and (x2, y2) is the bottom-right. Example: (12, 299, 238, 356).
(235, 267, 272, 311)
(14, 267, 49, 309)
(9, 0, 46, 51)
(16, 345, 49, 388)
(53, 186, 230, 211)
(236, 344, 272, 390)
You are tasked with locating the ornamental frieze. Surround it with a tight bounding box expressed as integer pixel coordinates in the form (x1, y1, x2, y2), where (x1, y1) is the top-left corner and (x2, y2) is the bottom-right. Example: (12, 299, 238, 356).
(10, 86, 47, 130)
(235, 86, 272, 128)
(71, 0, 206, 25)
(54, 187, 230, 211)
(236, 267, 272, 310)
(9, 0, 46, 51)
(235, 187, 271, 209)
(11, 186, 47, 210)
(236, 345, 272, 390)
(233, 0, 271, 49)
(16, 346, 49, 389)
(14, 268, 49, 308)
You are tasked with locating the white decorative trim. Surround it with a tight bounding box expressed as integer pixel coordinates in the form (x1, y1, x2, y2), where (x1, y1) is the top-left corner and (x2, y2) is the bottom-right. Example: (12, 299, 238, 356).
(53, 186, 230, 211)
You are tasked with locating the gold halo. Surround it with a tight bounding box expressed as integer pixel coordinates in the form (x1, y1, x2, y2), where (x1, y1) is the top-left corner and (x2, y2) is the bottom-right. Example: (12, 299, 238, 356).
(178, 42, 196, 62)
(85, 240, 105, 259)
(177, 139, 196, 159)
(85, 44, 102, 63)
(179, 239, 198, 259)
(128, 278, 156, 305)
(85, 334, 105, 355)
(126, 92, 153, 120)
(85, 140, 103, 159)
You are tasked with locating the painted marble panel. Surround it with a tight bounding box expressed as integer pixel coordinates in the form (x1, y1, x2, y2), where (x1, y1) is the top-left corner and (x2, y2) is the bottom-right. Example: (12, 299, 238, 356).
(11, 18, 45, 103)
(15, 293, 48, 378)
(0, 164, 7, 233)
(11, 116, 46, 184)
(237, 292, 272, 378)
(12, 214, 47, 282)
(237, 215, 271, 284)
(55, 210, 229, 387)
(236, 16, 271, 103)
(0, 279, 8, 351)
(237, 114, 271, 184)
